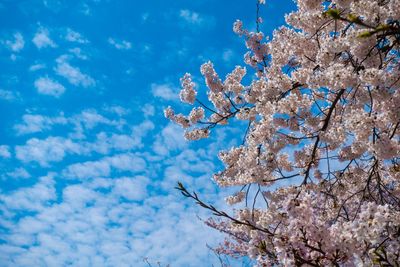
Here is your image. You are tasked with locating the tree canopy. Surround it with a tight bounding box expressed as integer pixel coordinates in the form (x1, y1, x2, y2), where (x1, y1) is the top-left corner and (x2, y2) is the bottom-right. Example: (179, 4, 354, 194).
(167, 0, 400, 266)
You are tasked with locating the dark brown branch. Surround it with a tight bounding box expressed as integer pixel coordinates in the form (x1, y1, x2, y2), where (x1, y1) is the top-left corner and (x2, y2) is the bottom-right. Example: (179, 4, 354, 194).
(176, 182, 274, 236)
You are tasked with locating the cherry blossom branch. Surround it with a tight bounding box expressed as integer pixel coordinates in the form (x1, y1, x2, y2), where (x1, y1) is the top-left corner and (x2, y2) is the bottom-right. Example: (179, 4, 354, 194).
(175, 182, 274, 236)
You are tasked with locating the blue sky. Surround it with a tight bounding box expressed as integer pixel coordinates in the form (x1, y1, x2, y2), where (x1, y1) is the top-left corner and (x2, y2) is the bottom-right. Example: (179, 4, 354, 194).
(0, 1, 294, 266)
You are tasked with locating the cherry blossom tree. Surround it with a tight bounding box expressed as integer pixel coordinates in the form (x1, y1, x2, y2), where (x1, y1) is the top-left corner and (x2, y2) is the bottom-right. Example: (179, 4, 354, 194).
(167, 0, 400, 265)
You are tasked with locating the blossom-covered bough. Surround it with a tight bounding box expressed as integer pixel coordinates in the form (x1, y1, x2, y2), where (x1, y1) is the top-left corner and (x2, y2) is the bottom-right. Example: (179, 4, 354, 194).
(167, 0, 400, 265)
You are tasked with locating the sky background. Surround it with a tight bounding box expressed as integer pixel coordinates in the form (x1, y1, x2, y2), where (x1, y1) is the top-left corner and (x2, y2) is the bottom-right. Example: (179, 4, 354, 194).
(0, 1, 294, 266)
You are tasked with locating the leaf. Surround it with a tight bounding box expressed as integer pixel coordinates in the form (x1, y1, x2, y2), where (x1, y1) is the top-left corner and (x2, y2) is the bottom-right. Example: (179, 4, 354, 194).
(325, 9, 341, 20)
(376, 24, 390, 31)
(347, 14, 361, 23)
(357, 31, 373, 38)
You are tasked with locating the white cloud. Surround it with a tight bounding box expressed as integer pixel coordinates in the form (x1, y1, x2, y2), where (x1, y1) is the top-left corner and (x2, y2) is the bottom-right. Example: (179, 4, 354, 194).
(80, 3, 91, 16)
(4, 32, 24, 52)
(4, 168, 31, 179)
(63, 153, 146, 179)
(75, 109, 123, 130)
(0, 89, 20, 101)
(29, 63, 46, 71)
(106, 153, 147, 172)
(132, 120, 155, 140)
(14, 109, 127, 138)
(0, 173, 224, 266)
(15, 137, 84, 167)
(15, 115, 49, 134)
(34, 77, 66, 97)
(42, 0, 63, 11)
(108, 38, 132, 50)
(62, 183, 99, 207)
(14, 114, 67, 135)
(152, 123, 187, 156)
(178, 9, 215, 30)
(81, 120, 152, 153)
(32, 26, 56, 49)
(113, 176, 149, 201)
(65, 28, 88, 43)
(0, 174, 56, 212)
(0, 145, 11, 158)
(68, 47, 88, 60)
(103, 105, 130, 116)
(179, 9, 202, 24)
(55, 55, 95, 87)
(89, 132, 141, 154)
(141, 103, 155, 117)
(151, 83, 178, 101)
(63, 160, 111, 179)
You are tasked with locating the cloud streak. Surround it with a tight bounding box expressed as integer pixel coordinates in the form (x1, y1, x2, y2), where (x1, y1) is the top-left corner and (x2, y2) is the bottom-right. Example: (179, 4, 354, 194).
(55, 55, 95, 87)
(108, 38, 132, 50)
